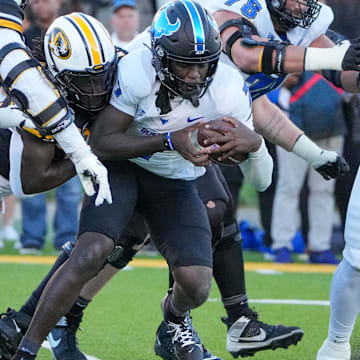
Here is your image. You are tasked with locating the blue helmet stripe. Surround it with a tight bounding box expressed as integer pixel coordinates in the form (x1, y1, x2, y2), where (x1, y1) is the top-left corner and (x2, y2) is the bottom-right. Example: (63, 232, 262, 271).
(180, 0, 205, 54)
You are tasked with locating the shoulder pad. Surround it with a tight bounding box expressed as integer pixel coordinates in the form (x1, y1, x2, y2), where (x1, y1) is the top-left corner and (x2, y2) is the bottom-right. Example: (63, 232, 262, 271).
(119, 49, 154, 99)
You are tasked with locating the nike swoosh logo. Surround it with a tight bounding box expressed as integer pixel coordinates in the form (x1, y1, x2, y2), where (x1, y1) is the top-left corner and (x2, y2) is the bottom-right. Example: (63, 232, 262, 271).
(231, 328, 267, 342)
(12, 319, 21, 334)
(187, 116, 204, 123)
(48, 332, 61, 348)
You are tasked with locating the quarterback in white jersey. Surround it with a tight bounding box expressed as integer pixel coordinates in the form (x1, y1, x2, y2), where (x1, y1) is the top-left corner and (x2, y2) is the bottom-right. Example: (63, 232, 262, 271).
(110, 47, 257, 180)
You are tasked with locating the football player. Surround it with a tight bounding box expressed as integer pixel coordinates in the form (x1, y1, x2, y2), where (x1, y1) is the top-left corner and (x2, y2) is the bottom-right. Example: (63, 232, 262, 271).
(0, 0, 112, 206)
(9, 2, 274, 360)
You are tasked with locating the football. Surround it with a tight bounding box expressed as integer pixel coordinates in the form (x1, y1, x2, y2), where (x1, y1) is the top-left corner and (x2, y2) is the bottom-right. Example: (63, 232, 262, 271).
(196, 119, 249, 166)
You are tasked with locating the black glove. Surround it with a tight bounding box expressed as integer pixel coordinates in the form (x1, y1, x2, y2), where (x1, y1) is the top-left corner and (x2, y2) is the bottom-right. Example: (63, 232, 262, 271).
(342, 37, 360, 71)
(315, 155, 350, 180)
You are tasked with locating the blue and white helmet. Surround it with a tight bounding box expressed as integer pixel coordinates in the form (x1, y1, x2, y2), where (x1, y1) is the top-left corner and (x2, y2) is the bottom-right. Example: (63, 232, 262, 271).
(151, 0, 221, 104)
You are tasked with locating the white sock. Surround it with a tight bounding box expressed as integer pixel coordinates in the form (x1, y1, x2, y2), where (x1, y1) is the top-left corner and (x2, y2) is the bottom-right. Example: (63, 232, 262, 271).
(328, 259, 360, 343)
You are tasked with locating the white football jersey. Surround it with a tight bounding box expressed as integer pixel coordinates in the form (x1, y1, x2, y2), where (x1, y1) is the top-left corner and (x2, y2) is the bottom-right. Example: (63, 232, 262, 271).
(198, 0, 334, 99)
(110, 48, 253, 180)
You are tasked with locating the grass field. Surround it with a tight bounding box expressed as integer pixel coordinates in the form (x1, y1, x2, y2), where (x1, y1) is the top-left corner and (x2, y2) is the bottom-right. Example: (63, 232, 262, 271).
(1, 252, 360, 360)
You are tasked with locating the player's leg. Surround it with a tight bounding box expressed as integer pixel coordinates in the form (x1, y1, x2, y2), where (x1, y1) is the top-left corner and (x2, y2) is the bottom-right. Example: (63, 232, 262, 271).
(11, 161, 137, 360)
(212, 166, 304, 358)
(0, 242, 73, 359)
(138, 166, 213, 360)
(48, 212, 150, 360)
(317, 167, 360, 360)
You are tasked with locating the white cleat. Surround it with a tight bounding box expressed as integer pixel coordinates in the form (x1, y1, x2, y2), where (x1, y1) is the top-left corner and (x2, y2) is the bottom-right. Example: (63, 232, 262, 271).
(317, 338, 351, 360)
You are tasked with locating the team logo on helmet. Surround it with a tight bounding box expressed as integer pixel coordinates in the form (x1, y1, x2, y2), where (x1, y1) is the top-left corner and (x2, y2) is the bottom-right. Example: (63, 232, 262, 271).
(152, 2, 181, 39)
(48, 28, 71, 60)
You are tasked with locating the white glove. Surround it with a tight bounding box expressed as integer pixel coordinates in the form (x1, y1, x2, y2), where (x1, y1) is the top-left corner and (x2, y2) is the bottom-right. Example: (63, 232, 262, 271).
(71, 149, 112, 206)
(0, 105, 36, 129)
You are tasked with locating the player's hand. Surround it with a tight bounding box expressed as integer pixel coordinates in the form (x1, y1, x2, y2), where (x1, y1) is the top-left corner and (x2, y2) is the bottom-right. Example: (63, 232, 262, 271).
(171, 121, 211, 166)
(71, 150, 112, 206)
(312, 150, 350, 180)
(204, 117, 262, 161)
(341, 38, 360, 71)
(0, 104, 36, 129)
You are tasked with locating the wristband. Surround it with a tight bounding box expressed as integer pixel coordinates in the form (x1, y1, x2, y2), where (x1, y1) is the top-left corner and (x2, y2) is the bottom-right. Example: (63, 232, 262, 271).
(164, 131, 175, 151)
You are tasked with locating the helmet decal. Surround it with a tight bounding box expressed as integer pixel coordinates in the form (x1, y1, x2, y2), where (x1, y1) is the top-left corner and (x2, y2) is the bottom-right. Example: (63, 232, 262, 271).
(152, 2, 181, 40)
(49, 28, 71, 60)
(180, 0, 205, 54)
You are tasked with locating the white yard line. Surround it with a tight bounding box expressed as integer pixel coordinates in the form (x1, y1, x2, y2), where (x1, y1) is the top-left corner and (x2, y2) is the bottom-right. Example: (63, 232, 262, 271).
(208, 298, 330, 306)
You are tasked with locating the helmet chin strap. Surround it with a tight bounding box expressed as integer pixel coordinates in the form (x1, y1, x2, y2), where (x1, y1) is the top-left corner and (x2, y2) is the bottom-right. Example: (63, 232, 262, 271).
(181, 85, 201, 107)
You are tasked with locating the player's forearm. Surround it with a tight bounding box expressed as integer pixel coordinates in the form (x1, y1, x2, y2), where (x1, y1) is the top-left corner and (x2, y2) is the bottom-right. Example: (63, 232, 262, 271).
(252, 98, 302, 151)
(340, 71, 360, 93)
(22, 159, 75, 194)
(90, 132, 168, 161)
(239, 138, 273, 192)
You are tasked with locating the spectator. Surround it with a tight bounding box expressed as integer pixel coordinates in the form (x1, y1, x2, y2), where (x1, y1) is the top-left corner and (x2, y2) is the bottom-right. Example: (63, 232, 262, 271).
(110, 0, 139, 48)
(271, 72, 347, 264)
(1, 196, 19, 247)
(19, 0, 82, 254)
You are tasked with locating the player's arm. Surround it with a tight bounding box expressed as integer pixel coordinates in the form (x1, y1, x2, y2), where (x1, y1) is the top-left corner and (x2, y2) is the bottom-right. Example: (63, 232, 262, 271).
(204, 117, 273, 192)
(89, 104, 209, 166)
(214, 11, 360, 90)
(252, 95, 349, 180)
(19, 130, 75, 195)
(0, 0, 111, 205)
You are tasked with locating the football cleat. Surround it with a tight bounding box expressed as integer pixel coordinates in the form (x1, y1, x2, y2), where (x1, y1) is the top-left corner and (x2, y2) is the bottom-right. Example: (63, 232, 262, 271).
(316, 338, 351, 360)
(47, 315, 86, 360)
(274, 247, 293, 263)
(222, 308, 304, 358)
(154, 314, 222, 360)
(161, 313, 203, 360)
(0, 309, 31, 360)
(9, 349, 35, 360)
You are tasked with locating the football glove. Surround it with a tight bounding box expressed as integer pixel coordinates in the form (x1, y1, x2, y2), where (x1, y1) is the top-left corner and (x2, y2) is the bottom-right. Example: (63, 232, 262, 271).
(71, 149, 112, 206)
(313, 150, 350, 180)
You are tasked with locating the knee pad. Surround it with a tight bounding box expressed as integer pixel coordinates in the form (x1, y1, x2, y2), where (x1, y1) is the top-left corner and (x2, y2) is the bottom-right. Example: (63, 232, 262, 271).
(214, 219, 241, 250)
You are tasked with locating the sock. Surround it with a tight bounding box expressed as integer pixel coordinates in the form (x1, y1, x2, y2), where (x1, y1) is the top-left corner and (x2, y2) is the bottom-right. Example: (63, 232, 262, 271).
(222, 294, 249, 323)
(18, 337, 40, 357)
(328, 259, 360, 343)
(162, 293, 186, 324)
(20, 249, 69, 317)
(67, 296, 91, 318)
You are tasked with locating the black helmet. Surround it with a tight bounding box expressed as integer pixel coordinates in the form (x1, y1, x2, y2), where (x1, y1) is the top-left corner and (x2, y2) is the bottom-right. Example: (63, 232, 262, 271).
(266, 0, 321, 30)
(151, 0, 222, 106)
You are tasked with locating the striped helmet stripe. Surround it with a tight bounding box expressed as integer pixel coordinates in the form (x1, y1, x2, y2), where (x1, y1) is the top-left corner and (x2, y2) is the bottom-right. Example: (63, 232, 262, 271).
(180, 0, 205, 54)
(78, 13, 105, 64)
(67, 13, 102, 66)
(64, 15, 92, 66)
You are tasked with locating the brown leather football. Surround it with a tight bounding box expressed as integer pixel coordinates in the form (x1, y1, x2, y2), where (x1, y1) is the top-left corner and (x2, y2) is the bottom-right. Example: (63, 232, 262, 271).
(197, 119, 249, 166)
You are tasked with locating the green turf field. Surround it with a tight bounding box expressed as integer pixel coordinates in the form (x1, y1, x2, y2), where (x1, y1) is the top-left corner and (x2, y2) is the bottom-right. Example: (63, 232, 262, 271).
(1, 255, 360, 360)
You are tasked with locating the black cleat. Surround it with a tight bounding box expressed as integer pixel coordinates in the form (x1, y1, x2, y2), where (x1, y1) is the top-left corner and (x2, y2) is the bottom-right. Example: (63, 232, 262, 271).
(0, 309, 31, 360)
(10, 349, 35, 360)
(222, 308, 304, 358)
(47, 315, 86, 360)
(154, 313, 222, 360)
